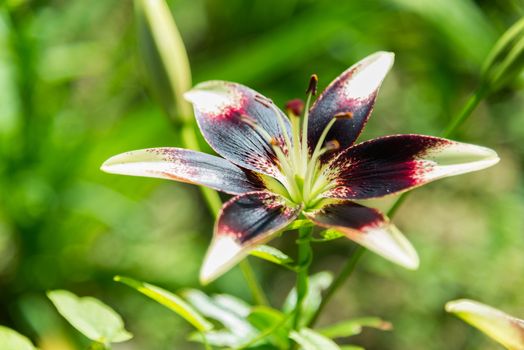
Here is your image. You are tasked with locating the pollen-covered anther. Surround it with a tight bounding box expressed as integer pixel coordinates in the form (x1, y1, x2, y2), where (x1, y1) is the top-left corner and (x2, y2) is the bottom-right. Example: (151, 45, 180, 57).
(324, 140, 340, 152)
(306, 74, 319, 96)
(270, 137, 279, 146)
(334, 111, 354, 120)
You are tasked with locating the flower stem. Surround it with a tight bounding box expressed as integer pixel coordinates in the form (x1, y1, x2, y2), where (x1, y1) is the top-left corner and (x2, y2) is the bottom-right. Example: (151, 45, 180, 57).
(240, 257, 269, 306)
(307, 84, 490, 327)
(443, 86, 487, 138)
(180, 122, 268, 306)
(293, 225, 313, 329)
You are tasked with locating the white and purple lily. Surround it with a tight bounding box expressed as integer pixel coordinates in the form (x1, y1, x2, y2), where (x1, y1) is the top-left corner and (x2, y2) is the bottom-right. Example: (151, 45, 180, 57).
(101, 52, 499, 284)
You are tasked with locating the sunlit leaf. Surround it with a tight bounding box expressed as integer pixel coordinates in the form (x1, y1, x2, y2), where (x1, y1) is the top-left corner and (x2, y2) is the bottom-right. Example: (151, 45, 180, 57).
(0, 326, 38, 350)
(446, 299, 524, 350)
(290, 328, 340, 350)
(318, 317, 392, 339)
(481, 17, 524, 91)
(283, 271, 333, 327)
(47, 290, 132, 344)
(114, 276, 212, 332)
(247, 306, 290, 349)
(183, 289, 256, 341)
(250, 245, 294, 267)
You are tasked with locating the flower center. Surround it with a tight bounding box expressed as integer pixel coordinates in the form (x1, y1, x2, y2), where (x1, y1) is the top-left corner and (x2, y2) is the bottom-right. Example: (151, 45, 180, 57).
(249, 76, 346, 208)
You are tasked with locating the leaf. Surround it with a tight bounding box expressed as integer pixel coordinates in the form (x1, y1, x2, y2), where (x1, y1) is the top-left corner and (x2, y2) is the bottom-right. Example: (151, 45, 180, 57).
(183, 289, 257, 344)
(290, 328, 340, 350)
(340, 346, 365, 350)
(446, 299, 524, 350)
(114, 276, 213, 332)
(318, 317, 392, 339)
(247, 306, 291, 349)
(250, 245, 294, 267)
(0, 326, 38, 350)
(135, 0, 192, 119)
(47, 290, 132, 344)
(283, 271, 333, 327)
(313, 229, 344, 242)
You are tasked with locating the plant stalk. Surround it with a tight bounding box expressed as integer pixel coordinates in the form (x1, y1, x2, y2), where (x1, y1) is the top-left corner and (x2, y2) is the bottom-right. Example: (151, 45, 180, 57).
(293, 225, 313, 329)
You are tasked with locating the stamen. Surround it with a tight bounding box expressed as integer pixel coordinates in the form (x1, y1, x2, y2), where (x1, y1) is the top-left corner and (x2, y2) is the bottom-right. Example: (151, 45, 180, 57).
(239, 113, 301, 202)
(285, 99, 304, 117)
(306, 74, 318, 96)
(333, 111, 353, 119)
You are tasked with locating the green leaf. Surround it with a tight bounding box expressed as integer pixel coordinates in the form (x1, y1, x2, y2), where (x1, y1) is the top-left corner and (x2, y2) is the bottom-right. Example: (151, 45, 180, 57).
(0, 326, 38, 350)
(286, 220, 314, 231)
(340, 346, 365, 350)
(290, 328, 340, 350)
(183, 290, 256, 343)
(247, 306, 290, 349)
(47, 290, 132, 344)
(114, 276, 213, 332)
(318, 317, 392, 339)
(283, 271, 333, 327)
(446, 299, 524, 350)
(250, 245, 294, 267)
(313, 229, 344, 242)
(135, 0, 192, 120)
(481, 18, 524, 91)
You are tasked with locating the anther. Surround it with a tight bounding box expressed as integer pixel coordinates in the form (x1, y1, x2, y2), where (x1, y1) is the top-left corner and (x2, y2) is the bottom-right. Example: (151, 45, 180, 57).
(306, 74, 318, 96)
(334, 111, 354, 119)
(270, 137, 279, 146)
(324, 140, 340, 151)
(285, 98, 305, 117)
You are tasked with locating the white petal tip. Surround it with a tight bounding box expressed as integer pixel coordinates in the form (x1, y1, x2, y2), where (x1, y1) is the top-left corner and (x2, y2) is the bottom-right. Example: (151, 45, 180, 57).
(199, 235, 244, 285)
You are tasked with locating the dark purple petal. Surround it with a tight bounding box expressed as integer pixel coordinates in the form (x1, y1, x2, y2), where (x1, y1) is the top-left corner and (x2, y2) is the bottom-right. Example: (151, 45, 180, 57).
(307, 52, 394, 152)
(305, 200, 418, 269)
(200, 191, 301, 283)
(322, 135, 499, 200)
(185, 81, 292, 180)
(101, 147, 263, 195)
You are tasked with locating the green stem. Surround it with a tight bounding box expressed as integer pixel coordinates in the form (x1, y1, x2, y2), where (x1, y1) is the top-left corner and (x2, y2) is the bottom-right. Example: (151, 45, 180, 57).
(443, 86, 487, 138)
(240, 258, 269, 306)
(307, 84, 490, 327)
(293, 225, 313, 329)
(180, 122, 268, 306)
(308, 246, 364, 326)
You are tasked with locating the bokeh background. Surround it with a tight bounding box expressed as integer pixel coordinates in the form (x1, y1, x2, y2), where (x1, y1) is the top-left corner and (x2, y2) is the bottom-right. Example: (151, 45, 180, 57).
(1, 0, 523, 349)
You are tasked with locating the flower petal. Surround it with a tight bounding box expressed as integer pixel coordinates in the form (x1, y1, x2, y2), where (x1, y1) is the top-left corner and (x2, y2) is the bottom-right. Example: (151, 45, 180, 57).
(323, 135, 499, 200)
(305, 200, 419, 270)
(101, 147, 262, 195)
(308, 52, 394, 152)
(185, 81, 292, 180)
(446, 299, 524, 350)
(200, 192, 301, 284)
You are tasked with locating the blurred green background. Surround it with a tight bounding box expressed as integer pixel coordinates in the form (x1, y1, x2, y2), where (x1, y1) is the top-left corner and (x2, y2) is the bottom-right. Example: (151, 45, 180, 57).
(0, 0, 523, 349)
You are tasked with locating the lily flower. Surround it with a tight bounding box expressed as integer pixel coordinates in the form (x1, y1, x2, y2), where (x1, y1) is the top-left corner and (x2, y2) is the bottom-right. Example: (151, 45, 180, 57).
(446, 299, 524, 350)
(101, 52, 499, 284)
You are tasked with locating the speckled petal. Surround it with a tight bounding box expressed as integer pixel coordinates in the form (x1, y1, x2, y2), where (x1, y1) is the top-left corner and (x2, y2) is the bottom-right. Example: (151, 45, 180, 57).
(322, 135, 499, 200)
(305, 200, 419, 270)
(307, 52, 394, 152)
(200, 192, 301, 284)
(446, 299, 524, 350)
(185, 81, 292, 180)
(101, 147, 262, 195)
